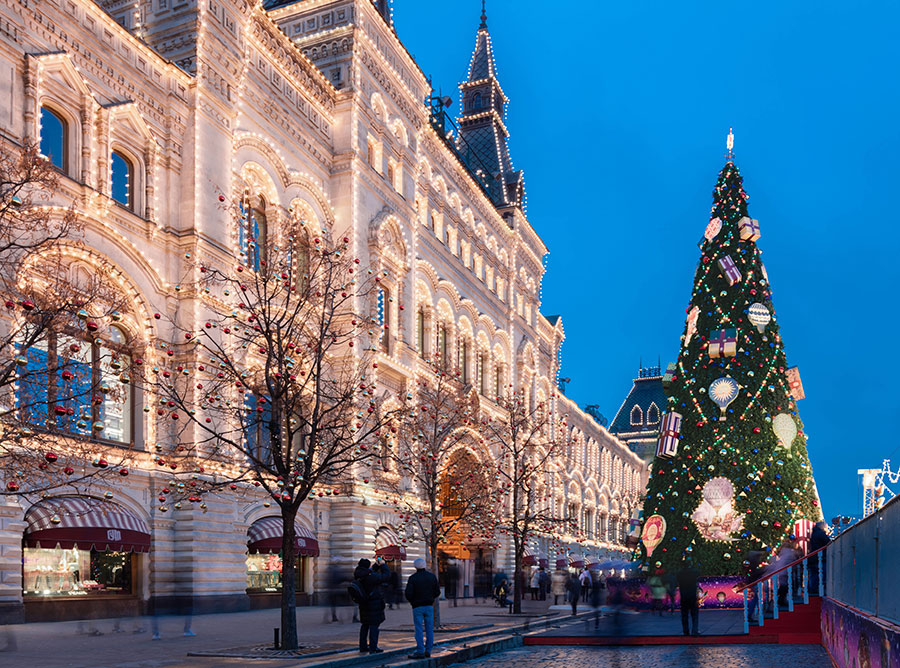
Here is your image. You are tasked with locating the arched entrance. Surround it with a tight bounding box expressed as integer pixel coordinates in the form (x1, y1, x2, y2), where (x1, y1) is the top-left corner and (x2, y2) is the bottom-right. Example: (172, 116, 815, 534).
(437, 449, 494, 600)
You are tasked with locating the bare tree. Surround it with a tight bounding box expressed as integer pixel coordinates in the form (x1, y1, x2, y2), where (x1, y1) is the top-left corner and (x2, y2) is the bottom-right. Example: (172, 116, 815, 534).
(377, 360, 494, 626)
(484, 390, 571, 614)
(1, 140, 134, 499)
(141, 203, 394, 650)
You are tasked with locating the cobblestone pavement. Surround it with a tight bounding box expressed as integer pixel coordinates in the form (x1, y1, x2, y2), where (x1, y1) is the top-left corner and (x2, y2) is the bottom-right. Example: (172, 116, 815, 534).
(450, 644, 834, 668)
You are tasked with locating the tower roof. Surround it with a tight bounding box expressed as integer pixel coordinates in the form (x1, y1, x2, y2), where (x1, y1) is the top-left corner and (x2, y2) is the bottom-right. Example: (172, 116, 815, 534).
(467, 4, 498, 82)
(456, 2, 524, 209)
(608, 367, 668, 436)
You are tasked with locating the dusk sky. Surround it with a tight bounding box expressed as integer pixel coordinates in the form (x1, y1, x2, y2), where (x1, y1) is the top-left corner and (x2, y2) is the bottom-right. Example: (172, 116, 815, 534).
(393, 0, 900, 521)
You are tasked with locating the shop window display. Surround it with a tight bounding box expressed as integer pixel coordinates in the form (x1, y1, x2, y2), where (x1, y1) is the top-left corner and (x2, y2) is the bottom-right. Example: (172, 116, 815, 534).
(23, 547, 133, 597)
(246, 553, 305, 593)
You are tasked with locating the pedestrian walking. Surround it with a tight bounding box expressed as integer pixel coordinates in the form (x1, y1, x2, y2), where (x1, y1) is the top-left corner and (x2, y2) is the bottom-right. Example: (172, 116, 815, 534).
(352, 557, 390, 654)
(579, 567, 592, 603)
(589, 570, 604, 629)
(551, 568, 567, 605)
(677, 560, 701, 636)
(663, 569, 678, 613)
(648, 570, 666, 616)
(405, 558, 441, 659)
(530, 568, 541, 600)
(808, 521, 831, 594)
(744, 551, 766, 624)
(539, 567, 550, 601)
(386, 568, 400, 610)
(565, 572, 582, 616)
(445, 560, 459, 607)
(772, 541, 799, 607)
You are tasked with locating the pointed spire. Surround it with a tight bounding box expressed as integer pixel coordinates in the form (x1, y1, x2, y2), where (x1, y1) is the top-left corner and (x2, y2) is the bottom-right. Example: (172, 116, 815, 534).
(480, 0, 487, 30)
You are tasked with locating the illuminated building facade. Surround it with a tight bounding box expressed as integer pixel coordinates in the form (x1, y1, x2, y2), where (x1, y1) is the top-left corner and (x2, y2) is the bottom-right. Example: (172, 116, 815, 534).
(0, 0, 646, 622)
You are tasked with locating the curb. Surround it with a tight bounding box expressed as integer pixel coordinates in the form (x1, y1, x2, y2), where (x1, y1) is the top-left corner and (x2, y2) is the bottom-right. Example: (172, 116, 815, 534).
(237, 610, 595, 668)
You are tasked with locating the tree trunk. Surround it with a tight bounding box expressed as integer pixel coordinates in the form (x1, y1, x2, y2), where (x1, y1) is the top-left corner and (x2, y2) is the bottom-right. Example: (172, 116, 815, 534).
(430, 535, 441, 628)
(280, 503, 299, 650)
(513, 558, 522, 614)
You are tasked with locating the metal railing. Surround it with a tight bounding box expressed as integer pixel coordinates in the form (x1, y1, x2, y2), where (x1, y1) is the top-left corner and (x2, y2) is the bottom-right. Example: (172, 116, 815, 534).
(734, 544, 828, 633)
(826, 493, 900, 625)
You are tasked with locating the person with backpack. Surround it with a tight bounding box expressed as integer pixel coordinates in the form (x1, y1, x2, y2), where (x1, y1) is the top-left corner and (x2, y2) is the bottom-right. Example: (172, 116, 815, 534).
(350, 557, 390, 654)
(405, 558, 440, 660)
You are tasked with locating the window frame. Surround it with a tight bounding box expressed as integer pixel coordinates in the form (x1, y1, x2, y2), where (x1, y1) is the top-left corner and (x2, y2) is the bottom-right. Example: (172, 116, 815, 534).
(110, 149, 136, 211)
(39, 104, 70, 175)
(17, 324, 136, 446)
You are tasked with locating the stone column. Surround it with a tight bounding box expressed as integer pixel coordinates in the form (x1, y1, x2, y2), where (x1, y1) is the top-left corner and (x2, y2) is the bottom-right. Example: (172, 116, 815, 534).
(0, 496, 25, 623)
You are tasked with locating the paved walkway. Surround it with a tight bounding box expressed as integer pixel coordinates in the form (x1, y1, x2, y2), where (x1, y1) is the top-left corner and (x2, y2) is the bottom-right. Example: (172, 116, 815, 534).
(536, 607, 747, 637)
(453, 645, 834, 668)
(0, 598, 560, 668)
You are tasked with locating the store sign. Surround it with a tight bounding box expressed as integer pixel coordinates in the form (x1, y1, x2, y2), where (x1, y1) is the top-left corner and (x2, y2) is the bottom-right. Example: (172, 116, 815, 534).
(107, 529, 122, 542)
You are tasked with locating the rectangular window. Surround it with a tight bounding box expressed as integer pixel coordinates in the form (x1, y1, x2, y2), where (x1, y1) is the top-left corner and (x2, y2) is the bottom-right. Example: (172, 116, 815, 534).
(23, 547, 133, 597)
(478, 355, 486, 395)
(417, 311, 425, 357)
(246, 553, 305, 593)
(245, 394, 273, 466)
(377, 286, 390, 353)
(494, 365, 502, 398)
(438, 325, 448, 366)
(460, 342, 469, 384)
(367, 138, 377, 169)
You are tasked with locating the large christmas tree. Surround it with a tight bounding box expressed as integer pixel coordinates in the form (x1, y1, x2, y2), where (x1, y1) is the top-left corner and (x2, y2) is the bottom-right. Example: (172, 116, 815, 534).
(640, 155, 822, 576)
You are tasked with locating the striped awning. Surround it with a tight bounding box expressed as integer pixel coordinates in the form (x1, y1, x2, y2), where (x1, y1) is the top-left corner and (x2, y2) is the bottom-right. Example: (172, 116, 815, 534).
(569, 554, 585, 569)
(522, 548, 536, 566)
(247, 517, 319, 556)
(585, 554, 600, 568)
(374, 526, 406, 561)
(555, 557, 568, 570)
(24, 497, 151, 553)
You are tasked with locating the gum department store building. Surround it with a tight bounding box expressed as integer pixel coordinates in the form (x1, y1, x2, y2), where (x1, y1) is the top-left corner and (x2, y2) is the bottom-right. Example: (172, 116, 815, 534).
(0, 0, 647, 622)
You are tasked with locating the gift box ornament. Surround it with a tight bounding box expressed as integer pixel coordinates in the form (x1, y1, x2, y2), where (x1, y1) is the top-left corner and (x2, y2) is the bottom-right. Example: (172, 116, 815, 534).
(738, 217, 761, 242)
(717, 255, 742, 285)
(709, 328, 737, 359)
(656, 411, 682, 459)
(662, 362, 677, 390)
(786, 366, 805, 400)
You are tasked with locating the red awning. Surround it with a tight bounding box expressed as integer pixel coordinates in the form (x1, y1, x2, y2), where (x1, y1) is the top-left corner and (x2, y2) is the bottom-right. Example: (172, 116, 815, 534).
(522, 548, 536, 566)
(374, 526, 407, 561)
(569, 555, 585, 569)
(538, 557, 549, 569)
(555, 557, 568, 570)
(24, 497, 151, 553)
(247, 517, 319, 556)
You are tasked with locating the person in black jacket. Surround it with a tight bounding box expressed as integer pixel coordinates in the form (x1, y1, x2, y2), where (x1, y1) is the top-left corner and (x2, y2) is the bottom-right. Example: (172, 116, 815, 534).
(405, 558, 440, 659)
(808, 522, 831, 595)
(353, 557, 390, 654)
(677, 560, 701, 636)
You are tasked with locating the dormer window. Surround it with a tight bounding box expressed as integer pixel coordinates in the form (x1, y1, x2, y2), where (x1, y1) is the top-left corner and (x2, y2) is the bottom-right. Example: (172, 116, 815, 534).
(647, 402, 660, 425)
(630, 405, 643, 426)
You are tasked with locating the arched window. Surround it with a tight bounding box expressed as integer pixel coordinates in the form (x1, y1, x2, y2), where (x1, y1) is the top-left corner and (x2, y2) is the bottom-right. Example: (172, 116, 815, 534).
(39, 106, 67, 172)
(630, 405, 643, 426)
(472, 92, 482, 109)
(240, 194, 268, 270)
(110, 150, 134, 210)
(647, 402, 660, 425)
(16, 322, 134, 444)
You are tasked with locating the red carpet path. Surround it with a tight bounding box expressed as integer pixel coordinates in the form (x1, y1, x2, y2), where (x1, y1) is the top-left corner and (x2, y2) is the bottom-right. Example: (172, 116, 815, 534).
(525, 598, 822, 647)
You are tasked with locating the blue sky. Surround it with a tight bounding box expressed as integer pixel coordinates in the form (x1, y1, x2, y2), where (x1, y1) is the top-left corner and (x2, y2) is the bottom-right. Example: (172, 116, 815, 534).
(392, 1, 900, 521)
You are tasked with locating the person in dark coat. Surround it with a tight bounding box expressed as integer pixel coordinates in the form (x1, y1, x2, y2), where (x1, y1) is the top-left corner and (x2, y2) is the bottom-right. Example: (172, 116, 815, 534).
(565, 572, 582, 616)
(353, 557, 390, 654)
(677, 560, 701, 636)
(808, 522, 831, 595)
